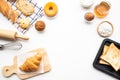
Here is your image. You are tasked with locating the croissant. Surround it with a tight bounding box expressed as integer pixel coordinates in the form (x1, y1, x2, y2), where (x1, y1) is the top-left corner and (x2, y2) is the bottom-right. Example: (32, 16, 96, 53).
(0, 0, 18, 23)
(19, 53, 42, 72)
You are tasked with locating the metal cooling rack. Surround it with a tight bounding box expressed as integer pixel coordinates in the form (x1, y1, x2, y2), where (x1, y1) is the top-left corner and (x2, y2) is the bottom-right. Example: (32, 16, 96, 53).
(7, 0, 44, 34)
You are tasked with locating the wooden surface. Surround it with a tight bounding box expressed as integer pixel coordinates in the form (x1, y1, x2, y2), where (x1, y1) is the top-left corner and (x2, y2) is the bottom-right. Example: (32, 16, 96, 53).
(2, 48, 51, 79)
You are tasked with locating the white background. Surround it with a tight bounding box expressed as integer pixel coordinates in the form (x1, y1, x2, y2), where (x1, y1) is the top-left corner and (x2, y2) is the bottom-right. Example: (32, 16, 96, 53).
(0, 0, 120, 80)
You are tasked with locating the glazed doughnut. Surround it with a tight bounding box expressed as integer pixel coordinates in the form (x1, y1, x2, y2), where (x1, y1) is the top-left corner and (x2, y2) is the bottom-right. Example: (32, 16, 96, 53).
(44, 2, 58, 17)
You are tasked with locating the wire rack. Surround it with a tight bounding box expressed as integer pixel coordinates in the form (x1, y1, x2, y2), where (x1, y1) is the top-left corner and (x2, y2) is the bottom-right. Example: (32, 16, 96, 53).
(7, 0, 44, 34)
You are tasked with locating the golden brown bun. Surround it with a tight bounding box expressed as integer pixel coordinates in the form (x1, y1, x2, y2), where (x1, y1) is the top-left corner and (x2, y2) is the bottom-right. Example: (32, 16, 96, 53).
(0, 0, 18, 23)
(35, 21, 46, 31)
(0, 0, 11, 18)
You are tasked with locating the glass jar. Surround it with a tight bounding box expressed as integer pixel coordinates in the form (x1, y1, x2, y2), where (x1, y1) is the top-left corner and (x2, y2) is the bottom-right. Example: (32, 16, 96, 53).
(94, 1, 110, 18)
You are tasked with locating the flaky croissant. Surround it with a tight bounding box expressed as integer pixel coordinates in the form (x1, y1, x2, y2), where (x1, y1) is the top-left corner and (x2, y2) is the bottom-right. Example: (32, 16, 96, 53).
(19, 53, 42, 72)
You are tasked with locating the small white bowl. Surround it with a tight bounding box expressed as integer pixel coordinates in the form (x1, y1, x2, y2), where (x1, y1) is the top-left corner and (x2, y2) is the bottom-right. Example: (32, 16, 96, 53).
(80, 0, 95, 8)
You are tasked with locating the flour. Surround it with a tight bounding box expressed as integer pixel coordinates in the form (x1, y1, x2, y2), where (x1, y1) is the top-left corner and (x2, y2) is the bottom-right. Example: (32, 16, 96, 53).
(98, 21, 113, 37)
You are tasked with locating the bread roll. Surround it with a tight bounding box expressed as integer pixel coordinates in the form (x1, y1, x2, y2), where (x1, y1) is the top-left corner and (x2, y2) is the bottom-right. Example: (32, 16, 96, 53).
(0, 0, 18, 23)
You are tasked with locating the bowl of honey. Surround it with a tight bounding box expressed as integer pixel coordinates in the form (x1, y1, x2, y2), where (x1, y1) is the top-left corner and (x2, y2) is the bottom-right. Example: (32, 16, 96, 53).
(94, 1, 111, 18)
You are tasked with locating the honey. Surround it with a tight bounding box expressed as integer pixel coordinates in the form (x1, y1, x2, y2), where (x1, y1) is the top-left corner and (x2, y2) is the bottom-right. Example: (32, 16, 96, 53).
(94, 1, 110, 18)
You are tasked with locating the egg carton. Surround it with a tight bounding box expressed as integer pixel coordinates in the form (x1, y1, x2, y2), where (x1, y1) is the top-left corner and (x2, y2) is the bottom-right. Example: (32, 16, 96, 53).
(7, 0, 44, 34)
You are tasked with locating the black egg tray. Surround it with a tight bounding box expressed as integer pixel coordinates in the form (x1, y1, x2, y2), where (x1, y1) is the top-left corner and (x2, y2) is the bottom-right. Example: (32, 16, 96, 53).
(93, 38, 120, 79)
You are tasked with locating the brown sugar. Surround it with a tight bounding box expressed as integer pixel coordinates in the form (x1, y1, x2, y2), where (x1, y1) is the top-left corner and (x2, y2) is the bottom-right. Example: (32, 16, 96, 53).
(84, 12, 95, 21)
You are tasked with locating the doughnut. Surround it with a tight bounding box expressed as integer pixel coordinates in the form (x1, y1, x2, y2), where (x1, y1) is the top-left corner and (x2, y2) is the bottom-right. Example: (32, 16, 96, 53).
(44, 2, 58, 17)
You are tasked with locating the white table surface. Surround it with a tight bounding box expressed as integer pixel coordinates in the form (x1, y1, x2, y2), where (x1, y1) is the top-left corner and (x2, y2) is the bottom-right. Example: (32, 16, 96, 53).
(0, 0, 119, 80)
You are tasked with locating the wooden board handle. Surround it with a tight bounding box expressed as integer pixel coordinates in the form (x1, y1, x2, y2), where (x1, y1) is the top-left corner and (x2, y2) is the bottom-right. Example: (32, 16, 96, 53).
(2, 66, 16, 77)
(2, 56, 17, 77)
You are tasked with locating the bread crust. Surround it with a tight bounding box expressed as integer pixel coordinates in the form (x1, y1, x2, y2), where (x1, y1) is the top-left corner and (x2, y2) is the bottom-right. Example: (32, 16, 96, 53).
(0, 0, 18, 23)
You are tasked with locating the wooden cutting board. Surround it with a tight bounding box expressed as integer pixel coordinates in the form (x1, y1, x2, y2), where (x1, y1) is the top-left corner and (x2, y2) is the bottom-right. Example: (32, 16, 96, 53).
(2, 48, 51, 80)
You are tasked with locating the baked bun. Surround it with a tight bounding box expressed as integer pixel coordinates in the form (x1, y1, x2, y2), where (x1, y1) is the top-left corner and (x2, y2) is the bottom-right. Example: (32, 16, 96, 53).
(0, 0, 19, 23)
(35, 21, 46, 31)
